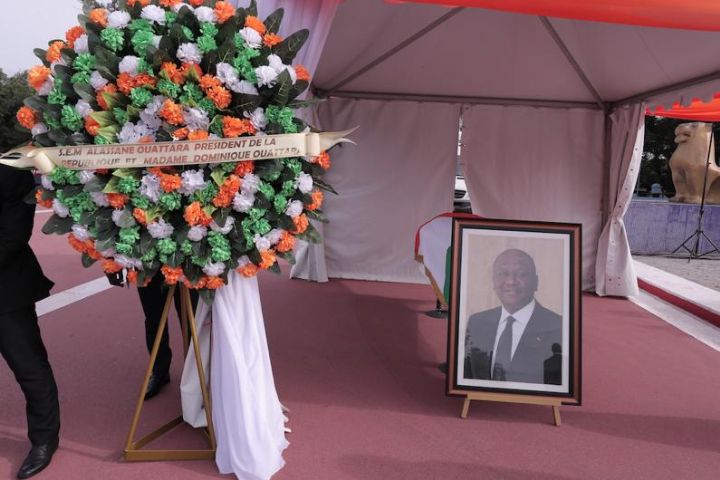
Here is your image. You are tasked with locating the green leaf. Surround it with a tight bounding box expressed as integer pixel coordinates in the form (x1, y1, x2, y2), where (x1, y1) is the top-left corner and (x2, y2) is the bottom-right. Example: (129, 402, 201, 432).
(103, 177, 121, 193)
(47, 129, 68, 146)
(287, 97, 324, 110)
(273, 70, 292, 106)
(24, 96, 49, 113)
(210, 169, 226, 186)
(115, 209, 136, 228)
(288, 80, 309, 102)
(81, 253, 98, 268)
(199, 289, 216, 305)
(313, 177, 338, 195)
(264, 8, 284, 34)
(296, 222, 322, 244)
(42, 215, 74, 235)
(94, 46, 120, 75)
(33, 48, 50, 67)
(212, 208, 230, 227)
(247, 0, 258, 16)
(61, 47, 78, 65)
(276, 29, 309, 64)
(33, 133, 54, 148)
(112, 168, 139, 179)
(91, 110, 117, 128)
(306, 209, 329, 223)
(74, 83, 97, 103)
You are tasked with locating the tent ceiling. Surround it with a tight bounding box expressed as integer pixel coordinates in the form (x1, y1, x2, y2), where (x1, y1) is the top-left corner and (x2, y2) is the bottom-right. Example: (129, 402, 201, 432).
(315, 1, 720, 107)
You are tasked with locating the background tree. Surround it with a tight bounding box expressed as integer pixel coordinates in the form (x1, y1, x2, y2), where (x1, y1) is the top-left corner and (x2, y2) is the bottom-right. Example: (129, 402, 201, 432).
(0, 69, 33, 153)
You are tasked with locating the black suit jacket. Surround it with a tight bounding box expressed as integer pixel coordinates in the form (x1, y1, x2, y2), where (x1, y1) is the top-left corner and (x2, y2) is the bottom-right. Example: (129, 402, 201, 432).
(464, 302, 562, 385)
(0, 165, 53, 313)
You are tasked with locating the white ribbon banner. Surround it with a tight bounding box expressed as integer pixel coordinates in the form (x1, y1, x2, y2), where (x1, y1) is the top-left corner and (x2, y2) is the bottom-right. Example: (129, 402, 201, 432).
(0, 129, 356, 174)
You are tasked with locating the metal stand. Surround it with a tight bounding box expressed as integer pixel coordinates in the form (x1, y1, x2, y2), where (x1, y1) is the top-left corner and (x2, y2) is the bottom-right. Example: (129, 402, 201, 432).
(424, 299, 448, 319)
(124, 284, 216, 461)
(672, 124, 720, 260)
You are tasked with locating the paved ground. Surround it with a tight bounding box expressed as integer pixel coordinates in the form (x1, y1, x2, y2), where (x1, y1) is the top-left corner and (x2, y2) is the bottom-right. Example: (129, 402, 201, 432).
(633, 254, 720, 292)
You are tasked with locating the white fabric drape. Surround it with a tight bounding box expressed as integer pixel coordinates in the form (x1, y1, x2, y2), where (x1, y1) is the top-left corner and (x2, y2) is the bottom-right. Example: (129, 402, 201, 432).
(181, 273, 288, 480)
(460, 104, 605, 289)
(310, 98, 459, 282)
(595, 104, 645, 297)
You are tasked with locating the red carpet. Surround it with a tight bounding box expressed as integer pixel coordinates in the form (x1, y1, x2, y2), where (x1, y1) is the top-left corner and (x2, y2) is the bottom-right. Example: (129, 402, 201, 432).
(1, 219, 720, 479)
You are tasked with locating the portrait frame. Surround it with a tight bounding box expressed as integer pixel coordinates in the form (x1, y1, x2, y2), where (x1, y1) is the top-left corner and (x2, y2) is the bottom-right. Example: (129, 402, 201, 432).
(446, 218, 582, 406)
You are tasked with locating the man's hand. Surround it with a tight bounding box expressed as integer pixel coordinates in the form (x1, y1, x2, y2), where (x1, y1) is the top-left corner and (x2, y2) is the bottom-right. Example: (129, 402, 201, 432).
(105, 271, 125, 287)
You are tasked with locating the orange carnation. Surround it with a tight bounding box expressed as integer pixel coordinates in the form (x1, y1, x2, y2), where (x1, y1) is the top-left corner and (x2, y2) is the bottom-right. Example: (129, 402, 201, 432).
(126, 269, 138, 285)
(117, 72, 135, 95)
(313, 151, 331, 170)
(134, 73, 157, 89)
(293, 214, 309, 234)
(127, 0, 151, 6)
(276, 231, 296, 253)
(213, 175, 241, 208)
(106, 193, 128, 209)
(97, 84, 118, 111)
(16, 106, 37, 129)
(259, 250, 277, 270)
(35, 190, 52, 208)
(159, 99, 184, 125)
(189, 0, 205, 6)
(103, 260, 123, 274)
(161, 265, 184, 285)
(295, 65, 311, 82)
(160, 173, 182, 192)
(199, 74, 221, 92)
(245, 16, 266, 35)
(188, 129, 209, 141)
(238, 263, 259, 278)
(27, 65, 51, 90)
(204, 276, 225, 289)
(214, 1, 236, 23)
(263, 33, 283, 48)
(207, 86, 232, 109)
(86, 246, 104, 261)
(306, 189, 324, 211)
(183, 276, 208, 289)
(89, 8, 109, 28)
(160, 0, 182, 7)
(133, 208, 148, 226)
(68, 234, 88, 254)
(85, 116, 100, 136)
(184, 201, 213, 226)
(46, 41, 66, 63)
(222, 116, 256, 138)
(234, 161, 254, 177)
(65, 26, 85, 49)
(161, 62, 184, 84)
(172, 127, 189, 140)
(182, 63, 203, 80)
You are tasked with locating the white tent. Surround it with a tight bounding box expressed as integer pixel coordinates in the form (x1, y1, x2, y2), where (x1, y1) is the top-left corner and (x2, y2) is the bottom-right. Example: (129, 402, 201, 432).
(237, 0, 720, 296)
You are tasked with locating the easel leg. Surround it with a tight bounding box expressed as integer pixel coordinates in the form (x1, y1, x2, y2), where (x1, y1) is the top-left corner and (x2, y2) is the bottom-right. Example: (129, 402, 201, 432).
(460, 397, 471, 419)
(180, 286, 189, 357)
(552, 406, 561, 426)
(125, 284, 176, 451)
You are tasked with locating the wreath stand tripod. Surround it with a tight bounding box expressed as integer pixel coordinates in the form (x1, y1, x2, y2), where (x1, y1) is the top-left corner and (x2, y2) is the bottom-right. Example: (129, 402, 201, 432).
(672, 123, 720, 259)
(124, 284, 216, 461)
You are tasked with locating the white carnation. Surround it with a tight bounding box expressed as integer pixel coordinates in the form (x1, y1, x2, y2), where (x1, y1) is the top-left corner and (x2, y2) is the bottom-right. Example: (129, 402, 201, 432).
(90, 71, 108, 90)
(285, 65, 297, 84)
(148, 219, 175, 239)
(140, 173, 161, 202)
(244, 108, 267, 130)
(210, 216, 235, 234)
(297, 172, 314, 194)
(78, 171, 96, 185)
(50, 60, 67, 73)
(238, 27, 262, 48)
(91, 192, 110, 207)
(119, 55, 140, 75)
(112, 209, 135, 227)
(241, 173, 260, 194)
(232, 191, 255, 213)
(285, 200, 303, 218)
(71, 224, 91, 241)
(32, 123, 49, 137)
(216, 63, 240, 86)
(37, 78, 54, 96)
(98, 247, 116, 258)
(152, 35, 162, 49)
(228, 80, 258, 95)
(266, 55, 296, 82)
(108, 10, 131, 29)
(194, 6, 217, 23)
(179, 169, 207, 195)
(254, 235, 272, 252)
(177, 43, 202, 64)
(118, 122, 139, 144)
(52, 199, 69, 218)
(188, 225, 208, 242)
(236, 255, 251, 268)
(40, 175, 55, 191)
(255, 66, 279, 87)
(74, 35, 89, 54)
(141, 5, 167, 25)
(115, 255, 143, 270)
(95, 0, 114, 7)
(202, 262, 226, 277)
(266, 229, 284, 245)
(75, 100, 92, 118)
(183, 107, 209, 131)
(173, 3, 191, 13)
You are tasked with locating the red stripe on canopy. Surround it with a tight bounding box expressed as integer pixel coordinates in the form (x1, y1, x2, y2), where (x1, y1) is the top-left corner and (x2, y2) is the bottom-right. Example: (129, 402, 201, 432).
(396, 1, 720, 31)
(647, 94, 720, 121)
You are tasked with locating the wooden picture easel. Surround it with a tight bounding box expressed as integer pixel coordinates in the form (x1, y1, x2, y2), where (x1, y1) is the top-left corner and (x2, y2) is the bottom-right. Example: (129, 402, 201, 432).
(460, 392, 562, 426)
(124, 284, 216, 461)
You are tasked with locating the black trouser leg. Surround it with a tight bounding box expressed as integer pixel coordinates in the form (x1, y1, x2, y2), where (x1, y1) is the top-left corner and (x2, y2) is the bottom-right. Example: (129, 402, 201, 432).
(137, 276, 199, 376)
(0, 306, 60, 446)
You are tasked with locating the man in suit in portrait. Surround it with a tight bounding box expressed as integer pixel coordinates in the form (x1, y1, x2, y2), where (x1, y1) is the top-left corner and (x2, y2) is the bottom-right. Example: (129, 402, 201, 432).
(0, 165, 60, 478)
(464, 248, 562, 385)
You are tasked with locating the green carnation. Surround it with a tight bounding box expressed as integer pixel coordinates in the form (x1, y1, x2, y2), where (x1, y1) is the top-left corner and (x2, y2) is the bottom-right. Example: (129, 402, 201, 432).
(180, 83, 203, 104)
(197, 35, 217, 54)
(208, 231, 232, 262)
(159, 192, 182, 211)
(182, 26, 195, 41)
(281, 180, 296, 197)
(113, 107, 129, 126)
(200, 22, 219, 38)
(258, 182, 275, 200)
(141, 248, 157, 262)
(116, 242, 133, 256)
(273, 194, 288, 214)
(249, 207, 267, 221)
(119, 226, 141, 245)
(181, 240, 193, 255)
(61, 105, 83, 131)
(266, 106, 297, 133)
(197, 98, 216, 117)
(129, 19, 153, 33)
(234, 57, 257, 83)
(118, 176, 140, 195)
(95, 135, 113, 145)
(165, 11, 177, 25)
(156, 238, 178, 256)
(283, 158, 303, 176)
(71, 71, 91, 85)
(50, 167, 80, 186)
(101, 28, 125, 52)
(208, 115, 224, 137)
(157, 79, 181, 99)
(132, 30, 155, 55)
(192, 183, 218, 204)
(73, 53, 96, 73)
(192, 254, 209, 267)
(48, 80, 67, 106)
(136, 58, 153, 75)
(130, 87, 153, 108)
(43, 113, 61, 130)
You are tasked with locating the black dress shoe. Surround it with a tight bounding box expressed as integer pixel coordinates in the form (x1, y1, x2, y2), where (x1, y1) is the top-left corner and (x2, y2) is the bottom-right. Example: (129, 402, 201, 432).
(17, 442, 58, 479)
(145, 373, 170, 400)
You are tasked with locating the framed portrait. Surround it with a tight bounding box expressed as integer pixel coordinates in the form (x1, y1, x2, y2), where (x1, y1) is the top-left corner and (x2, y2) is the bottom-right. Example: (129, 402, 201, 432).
(446, 218, 581, 405)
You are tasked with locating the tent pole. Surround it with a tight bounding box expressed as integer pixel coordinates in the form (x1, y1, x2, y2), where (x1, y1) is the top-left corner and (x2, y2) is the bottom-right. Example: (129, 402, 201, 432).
(323, 8, 465, 96)
(601, 110, 613, 225)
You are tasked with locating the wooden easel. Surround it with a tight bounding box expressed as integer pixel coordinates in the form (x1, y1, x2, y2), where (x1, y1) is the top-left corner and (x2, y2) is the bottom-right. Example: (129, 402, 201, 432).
(124, 284, 216, 461)
(460, 392, 562, 426)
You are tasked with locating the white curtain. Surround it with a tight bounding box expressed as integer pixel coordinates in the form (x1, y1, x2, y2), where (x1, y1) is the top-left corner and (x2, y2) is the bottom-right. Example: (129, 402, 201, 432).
(461, 104, 605, 289)
(595, 104, 645, 297)
(310, 97, 459, 282)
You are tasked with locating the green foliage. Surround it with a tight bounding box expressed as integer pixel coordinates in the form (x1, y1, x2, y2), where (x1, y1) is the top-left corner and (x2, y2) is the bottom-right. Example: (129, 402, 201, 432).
(0, 69, 33, 152)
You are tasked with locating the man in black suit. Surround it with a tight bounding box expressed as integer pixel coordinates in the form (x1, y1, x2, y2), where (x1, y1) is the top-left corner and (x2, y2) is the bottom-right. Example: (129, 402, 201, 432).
(464, 248, 562, 385)
(0, 165, 60, 478)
